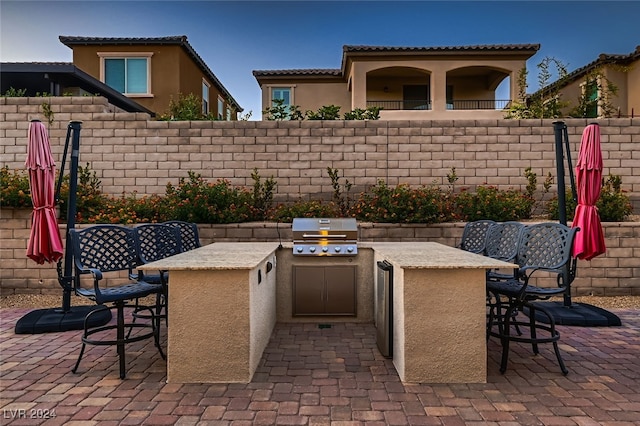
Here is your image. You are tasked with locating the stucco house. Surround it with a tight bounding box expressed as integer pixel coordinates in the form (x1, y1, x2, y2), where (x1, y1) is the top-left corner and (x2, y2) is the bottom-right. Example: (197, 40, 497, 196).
(58, 35, 242, 119)
(253, 44, 540, 120)
(542, 45, 640, 118)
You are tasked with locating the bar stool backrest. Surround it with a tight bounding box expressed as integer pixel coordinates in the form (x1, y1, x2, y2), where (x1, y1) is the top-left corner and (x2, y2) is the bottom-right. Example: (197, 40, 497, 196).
(485, 222, 525, 263)
(515, 223, 578, 273)
(460, 220, 496, 254)
(134, 224, 182, 264)
(163, 221, 201, 252)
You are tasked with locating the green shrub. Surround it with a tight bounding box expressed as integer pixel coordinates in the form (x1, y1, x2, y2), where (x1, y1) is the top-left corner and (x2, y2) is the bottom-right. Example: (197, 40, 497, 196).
(158, 93, 216, 121)
(163, 171, 257, 223)
(547, 174, 633, 222)
(57, 163, 106, 222)
(327, 167, 352, 217)
(454, 186, 535, 222)
(351, 181, 442, 223)
(2, 87, 27, 97)
(263, 99, 303, 121)
(344, 106, 381, 120)
(4, 162, 575, 225)
(264, 100, 381, 121)
(251, 168, 277, 219)
(306, 105, 341, 120)
(598, 175, 634, 221)
(0, 166, 32, 207)
(86, 193, 166, 224)
(269, 200, 338, 222)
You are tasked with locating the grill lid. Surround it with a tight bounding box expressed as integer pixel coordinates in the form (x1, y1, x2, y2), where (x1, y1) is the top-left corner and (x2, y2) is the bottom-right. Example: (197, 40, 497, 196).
(292, 218, 358, 256)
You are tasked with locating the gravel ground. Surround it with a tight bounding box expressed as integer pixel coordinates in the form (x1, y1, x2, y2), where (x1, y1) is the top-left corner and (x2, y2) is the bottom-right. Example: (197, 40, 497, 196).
(0, 294, 154, 309)
(1, 293, 639, 310)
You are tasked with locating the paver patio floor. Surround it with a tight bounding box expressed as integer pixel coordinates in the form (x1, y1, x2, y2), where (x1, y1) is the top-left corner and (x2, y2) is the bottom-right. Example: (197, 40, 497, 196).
(1, 307, 639, 425)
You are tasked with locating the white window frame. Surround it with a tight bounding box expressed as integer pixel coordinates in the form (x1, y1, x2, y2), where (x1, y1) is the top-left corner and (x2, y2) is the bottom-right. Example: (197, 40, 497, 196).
(270, 86, 293, 107)
(98, 51, 153, 97)
(217, 96, 225, 120)
(202, 79, 210, 115)
(267, 85, 296, 119)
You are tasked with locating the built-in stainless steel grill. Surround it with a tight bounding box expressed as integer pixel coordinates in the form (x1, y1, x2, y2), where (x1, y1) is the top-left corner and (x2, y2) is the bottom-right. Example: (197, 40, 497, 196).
(292, 218, 358, 256)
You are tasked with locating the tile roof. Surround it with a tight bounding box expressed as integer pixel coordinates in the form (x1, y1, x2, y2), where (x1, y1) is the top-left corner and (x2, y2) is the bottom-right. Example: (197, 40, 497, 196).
(343, 43, 541, 53)
(252, 69, 341, 77)
(58, 35, 242, 111)
(534, 45, 640, 94)
(253, 43, 540, 82)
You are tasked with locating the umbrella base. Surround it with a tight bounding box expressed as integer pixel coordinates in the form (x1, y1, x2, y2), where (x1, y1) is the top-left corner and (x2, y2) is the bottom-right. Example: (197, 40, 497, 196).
(524, 301, 621, 327)
(14, 306, 112, 334)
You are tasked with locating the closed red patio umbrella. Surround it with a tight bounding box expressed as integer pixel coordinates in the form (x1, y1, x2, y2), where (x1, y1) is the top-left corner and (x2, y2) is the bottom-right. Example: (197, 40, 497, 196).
(572, 123, 606, 260)
(25, 120, 64, 264)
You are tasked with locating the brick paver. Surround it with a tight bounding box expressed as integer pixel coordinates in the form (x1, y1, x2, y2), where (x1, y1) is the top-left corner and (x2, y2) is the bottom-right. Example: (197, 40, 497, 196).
(1, 308, 639, 425)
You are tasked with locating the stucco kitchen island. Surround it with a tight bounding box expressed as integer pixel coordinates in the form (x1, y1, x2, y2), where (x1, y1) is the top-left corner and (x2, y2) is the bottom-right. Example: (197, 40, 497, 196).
(138, 242, 280, 383)
(140, 241, 515, 384)
(371, 242, 516, 383)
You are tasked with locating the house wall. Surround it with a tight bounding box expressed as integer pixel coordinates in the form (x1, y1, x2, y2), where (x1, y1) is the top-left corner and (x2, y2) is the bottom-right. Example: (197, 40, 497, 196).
(265, 81, 351, 115)
(606, 68, 629, 115)
(347, 57, 526, 117)
(70, 44, 233, 118)
(1, 96, 639, 296)
(257, 51, 532, 120)
(557, 57, 640, 118)
(624, 61, 640, 116)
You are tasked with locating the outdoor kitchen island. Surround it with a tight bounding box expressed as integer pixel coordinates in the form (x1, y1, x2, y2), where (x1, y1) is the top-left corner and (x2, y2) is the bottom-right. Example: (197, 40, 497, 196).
(370, 242, 516, 383)
(139, 241, 515, 384)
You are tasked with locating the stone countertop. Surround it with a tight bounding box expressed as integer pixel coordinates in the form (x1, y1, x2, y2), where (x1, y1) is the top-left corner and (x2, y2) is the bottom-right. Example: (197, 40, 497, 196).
(137, 242, 279, 271)
(370, 242, 517, 269)
(139, 241, 515, 272)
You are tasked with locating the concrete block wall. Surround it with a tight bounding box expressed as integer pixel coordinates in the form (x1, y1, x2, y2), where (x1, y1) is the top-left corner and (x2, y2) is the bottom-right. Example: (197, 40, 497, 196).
(1, 97, 639, 296)
(1, 211, 638, 296)
(2, 97, 639, 208)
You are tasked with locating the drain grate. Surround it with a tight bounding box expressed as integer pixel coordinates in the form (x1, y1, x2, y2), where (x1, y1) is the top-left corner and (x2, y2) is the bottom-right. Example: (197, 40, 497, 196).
(318, 324, 332, 329)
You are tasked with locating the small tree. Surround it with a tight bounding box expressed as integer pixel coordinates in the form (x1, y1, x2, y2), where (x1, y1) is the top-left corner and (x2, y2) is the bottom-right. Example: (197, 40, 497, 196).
(344, 106, 382, 120)
(569, 67, 620, 118)
(305, 105, 341, 120)
(263, 98, 303, 120)
(505, 56, 569, 119)
(160, 93, 215, 121)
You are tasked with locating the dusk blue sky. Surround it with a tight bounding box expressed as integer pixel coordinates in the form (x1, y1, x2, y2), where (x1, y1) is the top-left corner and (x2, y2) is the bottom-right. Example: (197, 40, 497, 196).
(1, 1, 639, 119)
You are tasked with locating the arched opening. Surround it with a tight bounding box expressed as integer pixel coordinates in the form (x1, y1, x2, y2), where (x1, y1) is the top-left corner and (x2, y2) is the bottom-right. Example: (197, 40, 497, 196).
(365, 67, 431, 110)
(446, 66, 510, 110)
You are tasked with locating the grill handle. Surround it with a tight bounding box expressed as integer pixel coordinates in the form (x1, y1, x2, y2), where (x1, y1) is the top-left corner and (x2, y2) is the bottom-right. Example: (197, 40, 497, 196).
(301, 233, 347, 239)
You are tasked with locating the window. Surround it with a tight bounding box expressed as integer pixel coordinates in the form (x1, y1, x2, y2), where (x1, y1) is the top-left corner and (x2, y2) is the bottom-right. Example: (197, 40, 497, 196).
(271, 87, 291, 107)
(586, 81, 598, 118)
(269, 87, 294, 119)
(218, 97, 224, 120)
(202, 80, 210, 115)
(99, 52, 151, 95)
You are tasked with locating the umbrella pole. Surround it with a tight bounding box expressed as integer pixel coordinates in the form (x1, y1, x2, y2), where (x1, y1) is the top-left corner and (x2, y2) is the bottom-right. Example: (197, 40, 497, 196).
(16, 119, 114, 333)
(553, 121, 568, 226)
(60, 121, 82, 312)
(523, 123, 620, 327)
(553, 121, 573, 307)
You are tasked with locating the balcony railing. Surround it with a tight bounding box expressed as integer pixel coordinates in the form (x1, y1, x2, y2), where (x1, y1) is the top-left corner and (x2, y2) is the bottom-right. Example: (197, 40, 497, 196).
(449, 100, 512, 110)
(367, 100, 431, 110)
(367, 99, 512, 111)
